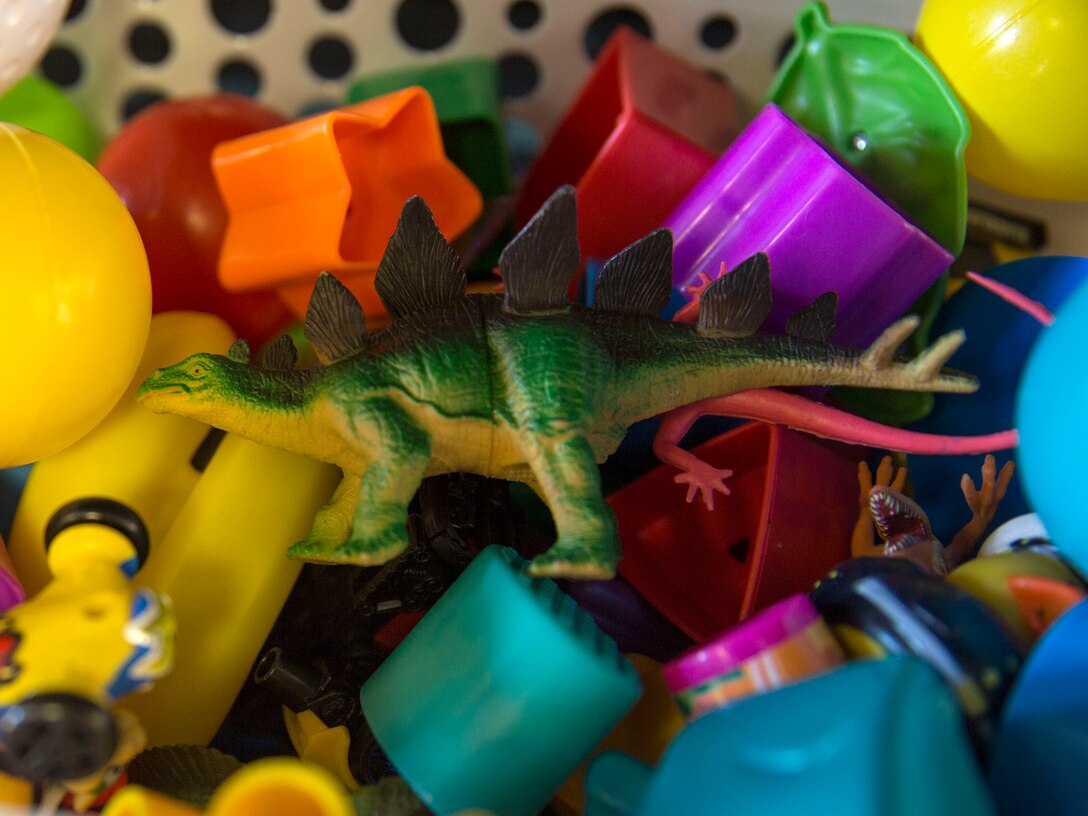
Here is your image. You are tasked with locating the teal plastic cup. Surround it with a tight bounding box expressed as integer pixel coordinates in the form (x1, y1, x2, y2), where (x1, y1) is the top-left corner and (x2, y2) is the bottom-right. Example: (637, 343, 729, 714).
(359, 545, 641, 815)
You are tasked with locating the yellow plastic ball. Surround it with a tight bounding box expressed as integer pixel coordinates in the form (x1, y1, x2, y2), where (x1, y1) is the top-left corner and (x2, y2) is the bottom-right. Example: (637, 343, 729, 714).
(0, 125, 150, 467)
(915, 0, 1088, 200)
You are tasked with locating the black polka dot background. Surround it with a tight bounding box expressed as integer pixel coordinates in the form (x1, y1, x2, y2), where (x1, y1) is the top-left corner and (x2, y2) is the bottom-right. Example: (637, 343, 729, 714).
(45, 0, 923, 141)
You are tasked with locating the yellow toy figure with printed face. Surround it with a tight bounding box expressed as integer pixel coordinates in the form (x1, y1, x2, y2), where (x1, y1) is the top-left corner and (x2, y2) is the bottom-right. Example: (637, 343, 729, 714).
(0, 499, 174, 810)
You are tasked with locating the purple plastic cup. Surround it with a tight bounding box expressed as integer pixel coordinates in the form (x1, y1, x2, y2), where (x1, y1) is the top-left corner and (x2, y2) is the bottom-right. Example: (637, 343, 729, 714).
(661, 593, 843, 720)
(665, 103, 953, 348)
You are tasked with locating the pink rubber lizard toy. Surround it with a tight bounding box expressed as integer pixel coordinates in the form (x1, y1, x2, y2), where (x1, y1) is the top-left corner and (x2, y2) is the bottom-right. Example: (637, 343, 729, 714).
(657, 268, 1042, 509)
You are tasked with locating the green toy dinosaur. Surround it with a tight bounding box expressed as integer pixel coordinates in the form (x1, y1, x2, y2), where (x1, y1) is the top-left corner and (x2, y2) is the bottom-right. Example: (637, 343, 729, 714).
(137, 187, 980, 579)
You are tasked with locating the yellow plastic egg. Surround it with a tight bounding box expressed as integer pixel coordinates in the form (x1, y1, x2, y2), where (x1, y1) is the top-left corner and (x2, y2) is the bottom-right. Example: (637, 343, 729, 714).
(0, 125, 150, 467)
(915, 0, 1088, 200)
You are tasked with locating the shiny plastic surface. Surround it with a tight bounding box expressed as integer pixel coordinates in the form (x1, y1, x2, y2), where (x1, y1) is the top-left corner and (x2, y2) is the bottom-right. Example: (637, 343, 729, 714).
(613, 421, 861, 642)
(989, 599, 1088, 815)
(1017, 274, 1088, 575)
(348, 58, 512, 200)
(811, 557, 1024, 755)
(0, 126, 150, 468)
(769, 1, 969, 254)
(120, 434, 339, 747)
(517, 27, 737, 266)
(0, 74, 99, 161)
(97, 95, 295, 346)
(359, 545, 640, 816)
(665, 103, 953, 348)
(8, 307, 340, 747)
(585, 656, 996, 816)
(212, 88, 482, 323)
(947, 550, 1084, 647)
(662, 593, 843, 718)
(8, 312, 237, 596)
(916, 0, 1088, 200)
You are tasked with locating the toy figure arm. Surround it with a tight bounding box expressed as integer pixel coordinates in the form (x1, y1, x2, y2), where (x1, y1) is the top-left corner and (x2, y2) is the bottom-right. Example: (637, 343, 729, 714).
(851, 456, 908, 558)
(944, 455, 1016, 569)
(672, 268, 718, 324)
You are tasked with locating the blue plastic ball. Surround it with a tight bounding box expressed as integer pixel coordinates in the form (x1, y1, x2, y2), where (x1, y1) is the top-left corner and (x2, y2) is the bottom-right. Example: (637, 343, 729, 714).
(1016, 274, 1088, 572)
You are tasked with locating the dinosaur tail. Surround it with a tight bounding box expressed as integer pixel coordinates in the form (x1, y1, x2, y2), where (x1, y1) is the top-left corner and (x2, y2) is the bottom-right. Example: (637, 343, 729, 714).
(620, 314, 979, 425)
(773, 315, 979, 395)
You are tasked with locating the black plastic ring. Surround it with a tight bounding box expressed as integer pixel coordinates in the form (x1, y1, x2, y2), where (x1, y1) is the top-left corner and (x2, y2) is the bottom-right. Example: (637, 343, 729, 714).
(44, 498, 151, 571)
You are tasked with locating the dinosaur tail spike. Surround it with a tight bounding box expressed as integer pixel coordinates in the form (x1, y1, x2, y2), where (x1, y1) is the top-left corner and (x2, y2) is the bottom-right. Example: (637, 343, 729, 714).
(786, 291, 838, 342)
(859, 315, 921, 371)
(907, 330, 966, 384)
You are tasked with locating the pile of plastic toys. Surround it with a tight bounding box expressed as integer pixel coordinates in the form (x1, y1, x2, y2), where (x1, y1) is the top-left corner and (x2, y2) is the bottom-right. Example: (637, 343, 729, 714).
(1, 0, 1087, 814)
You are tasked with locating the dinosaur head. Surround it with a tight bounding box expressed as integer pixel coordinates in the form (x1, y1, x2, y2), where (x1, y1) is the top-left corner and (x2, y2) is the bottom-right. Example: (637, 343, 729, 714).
(136, 352, 249, 418)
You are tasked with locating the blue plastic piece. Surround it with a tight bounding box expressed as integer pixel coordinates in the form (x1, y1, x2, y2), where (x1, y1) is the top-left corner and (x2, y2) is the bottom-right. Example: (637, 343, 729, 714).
(359, 545, 641, 816)
(1016, 271, 1088, 575)
(585, 655, 995, 816)
(907, 256, 1088, 543)
(989, 600, 1088, 815)
(0, 464, 31, 539)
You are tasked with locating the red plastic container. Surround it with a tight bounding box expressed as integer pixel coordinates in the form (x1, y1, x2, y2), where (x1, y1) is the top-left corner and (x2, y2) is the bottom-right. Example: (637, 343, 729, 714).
(516, 27, 737, 271)
(611, 421, 861, 642)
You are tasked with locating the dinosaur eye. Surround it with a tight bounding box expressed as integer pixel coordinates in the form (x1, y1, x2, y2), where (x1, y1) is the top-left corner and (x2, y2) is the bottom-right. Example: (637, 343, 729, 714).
(188, 365, 205, 378)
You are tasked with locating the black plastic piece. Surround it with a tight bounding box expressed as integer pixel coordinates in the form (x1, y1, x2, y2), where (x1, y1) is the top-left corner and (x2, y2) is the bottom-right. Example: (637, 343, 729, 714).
(44, 497, 151, 571)
(0, 693, 118, 782)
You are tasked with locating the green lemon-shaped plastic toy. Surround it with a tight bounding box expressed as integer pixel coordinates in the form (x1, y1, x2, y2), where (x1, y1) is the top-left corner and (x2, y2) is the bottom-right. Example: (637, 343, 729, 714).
(0, 125, 150, 467)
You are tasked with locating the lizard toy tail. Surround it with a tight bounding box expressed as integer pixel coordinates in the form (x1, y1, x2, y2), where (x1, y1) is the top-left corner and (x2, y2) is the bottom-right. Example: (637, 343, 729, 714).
(654, 388, 1017, 509)
(655, 389, 1017, 461)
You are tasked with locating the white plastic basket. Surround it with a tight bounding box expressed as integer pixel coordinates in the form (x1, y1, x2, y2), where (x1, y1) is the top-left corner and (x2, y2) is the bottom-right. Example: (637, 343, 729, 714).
(45, 0, 1087, 257)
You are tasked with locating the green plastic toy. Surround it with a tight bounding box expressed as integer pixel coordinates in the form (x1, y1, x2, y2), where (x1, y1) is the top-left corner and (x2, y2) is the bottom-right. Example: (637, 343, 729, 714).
(0, 74, 100, 162)
(768, 2, 968, 255)
(137, 188, 981, 580)
(768, 2, 970, 424)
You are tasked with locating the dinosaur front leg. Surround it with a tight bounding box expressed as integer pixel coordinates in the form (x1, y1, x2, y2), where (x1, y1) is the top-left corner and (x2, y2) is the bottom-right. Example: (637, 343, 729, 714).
(288, 471, 362, 561)
(331, 398, 432, 566)
(522, 433, 620, 580)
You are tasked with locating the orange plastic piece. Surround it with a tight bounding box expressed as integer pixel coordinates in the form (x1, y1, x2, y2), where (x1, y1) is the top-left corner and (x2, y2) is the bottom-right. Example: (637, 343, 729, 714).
(213, 88, 483, 321)
(1007, 574, 1087, 639)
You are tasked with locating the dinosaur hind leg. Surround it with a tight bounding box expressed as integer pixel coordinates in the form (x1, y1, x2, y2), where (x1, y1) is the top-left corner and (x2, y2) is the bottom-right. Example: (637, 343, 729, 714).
(288, 471, 360, 562)
(332, 398, 432, 566)
(522, 433, 620, 580)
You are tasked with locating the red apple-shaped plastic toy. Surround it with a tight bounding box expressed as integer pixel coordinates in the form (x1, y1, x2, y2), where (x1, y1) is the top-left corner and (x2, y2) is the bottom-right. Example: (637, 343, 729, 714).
(97, 95, 295, 345)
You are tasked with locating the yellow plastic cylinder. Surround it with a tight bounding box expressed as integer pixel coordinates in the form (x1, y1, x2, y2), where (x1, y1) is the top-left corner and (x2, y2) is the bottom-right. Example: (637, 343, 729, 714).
(102, 786, 202, 816)
(119, 435, 339, 747)
(207, 758, 352, 816)
(8, 311, 236, 596)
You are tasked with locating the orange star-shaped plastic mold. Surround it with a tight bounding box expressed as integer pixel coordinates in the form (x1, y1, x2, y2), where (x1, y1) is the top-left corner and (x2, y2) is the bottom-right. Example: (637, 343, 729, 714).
(213, 87, 483, 322)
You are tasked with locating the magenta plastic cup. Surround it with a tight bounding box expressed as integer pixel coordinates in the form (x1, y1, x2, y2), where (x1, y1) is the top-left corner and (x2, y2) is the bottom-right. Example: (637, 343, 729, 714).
(662, 593, 843, 720)
(665, 103, 953, 349)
